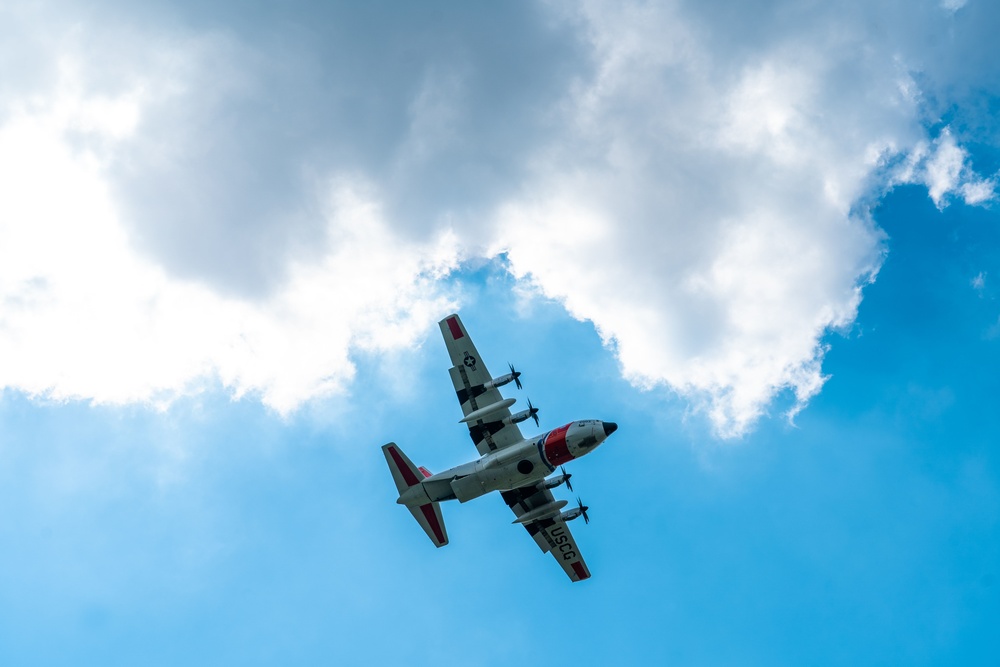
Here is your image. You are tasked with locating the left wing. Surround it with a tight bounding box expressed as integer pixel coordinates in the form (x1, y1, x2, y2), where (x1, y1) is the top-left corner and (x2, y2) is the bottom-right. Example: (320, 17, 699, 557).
(501, 485, 591, 582)
(439, 314, 525, 456)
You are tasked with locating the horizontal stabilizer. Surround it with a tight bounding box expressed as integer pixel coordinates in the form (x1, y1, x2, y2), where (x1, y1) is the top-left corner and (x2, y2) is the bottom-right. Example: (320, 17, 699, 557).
(382, 443, 449, 547)
(407, 501, 449, 548)
(382, 442, 423, 495)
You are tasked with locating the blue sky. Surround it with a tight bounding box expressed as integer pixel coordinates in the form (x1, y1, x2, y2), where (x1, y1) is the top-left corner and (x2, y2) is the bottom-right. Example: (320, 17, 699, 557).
(1, 1, 999, 665)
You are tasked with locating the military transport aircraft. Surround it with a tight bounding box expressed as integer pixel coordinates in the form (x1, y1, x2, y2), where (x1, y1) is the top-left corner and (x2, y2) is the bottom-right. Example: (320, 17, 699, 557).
(382, 314, 618, 582)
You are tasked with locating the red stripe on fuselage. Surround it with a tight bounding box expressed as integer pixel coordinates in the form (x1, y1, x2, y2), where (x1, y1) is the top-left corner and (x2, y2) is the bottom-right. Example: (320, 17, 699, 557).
(420, 503, 446, 544)
(446, 317, 464, 340)
(571, 562, 590, 580)
(388, 446, 420, 487)
(543, 423, 574, 466)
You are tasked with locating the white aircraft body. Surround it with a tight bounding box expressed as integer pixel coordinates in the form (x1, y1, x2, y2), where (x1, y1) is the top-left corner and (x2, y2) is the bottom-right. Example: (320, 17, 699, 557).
(382, 313, 619, 582)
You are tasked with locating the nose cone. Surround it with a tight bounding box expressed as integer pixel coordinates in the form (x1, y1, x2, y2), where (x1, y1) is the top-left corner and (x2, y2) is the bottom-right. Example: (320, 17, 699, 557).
(602, 421, 618, 437)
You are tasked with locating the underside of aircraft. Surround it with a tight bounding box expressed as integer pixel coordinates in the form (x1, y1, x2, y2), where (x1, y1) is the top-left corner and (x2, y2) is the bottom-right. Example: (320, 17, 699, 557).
(382, 313, 619, 582)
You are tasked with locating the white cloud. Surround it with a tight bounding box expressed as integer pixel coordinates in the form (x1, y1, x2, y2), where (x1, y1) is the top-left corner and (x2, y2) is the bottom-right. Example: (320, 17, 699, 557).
(489, 1, 900, 435)
(894, 128, 996, 208)
(483, 0, 1000, 436)
(960, 179, 997, 206)
(2, 0, 998, 436)
(0, 75, 457, 412)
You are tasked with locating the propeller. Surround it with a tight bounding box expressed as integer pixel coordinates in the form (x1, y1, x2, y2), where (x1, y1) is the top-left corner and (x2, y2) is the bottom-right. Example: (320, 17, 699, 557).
(508, 363, 523, 390)
(576, 497, 590, 525)
(560, 466, 573, 492)
(526, 397, 540, 427)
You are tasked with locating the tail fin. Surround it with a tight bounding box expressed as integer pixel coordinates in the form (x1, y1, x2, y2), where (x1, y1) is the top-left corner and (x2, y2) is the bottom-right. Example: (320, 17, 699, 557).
(382, 443, 449, 548)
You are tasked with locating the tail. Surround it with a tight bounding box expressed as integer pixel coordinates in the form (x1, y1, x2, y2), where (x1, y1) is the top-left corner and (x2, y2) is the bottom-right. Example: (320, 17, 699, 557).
(382, 443, 449, 548)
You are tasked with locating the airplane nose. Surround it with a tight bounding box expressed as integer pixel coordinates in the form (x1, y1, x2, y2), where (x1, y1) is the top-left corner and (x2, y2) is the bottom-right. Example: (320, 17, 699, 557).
(602, 421, 618, 437)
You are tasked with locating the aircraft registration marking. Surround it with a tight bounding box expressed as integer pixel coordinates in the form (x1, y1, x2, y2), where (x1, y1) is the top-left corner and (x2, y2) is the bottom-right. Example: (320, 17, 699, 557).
(549, 524, 577, 561)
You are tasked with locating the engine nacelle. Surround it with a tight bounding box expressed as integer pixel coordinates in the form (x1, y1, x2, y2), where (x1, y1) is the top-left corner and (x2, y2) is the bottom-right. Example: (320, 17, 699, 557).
(483, 373, 516, 390)
(539, 472, 572, 491)
(503, 409, 533, 426)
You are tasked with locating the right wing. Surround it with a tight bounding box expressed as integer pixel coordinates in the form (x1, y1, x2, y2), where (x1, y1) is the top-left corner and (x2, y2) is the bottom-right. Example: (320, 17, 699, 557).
(501, 485, 592, 582)
(439, 314, 525, 456)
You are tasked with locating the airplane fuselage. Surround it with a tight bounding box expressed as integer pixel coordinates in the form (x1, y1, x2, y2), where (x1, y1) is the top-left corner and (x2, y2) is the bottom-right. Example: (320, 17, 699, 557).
(397, 420, 618, 507)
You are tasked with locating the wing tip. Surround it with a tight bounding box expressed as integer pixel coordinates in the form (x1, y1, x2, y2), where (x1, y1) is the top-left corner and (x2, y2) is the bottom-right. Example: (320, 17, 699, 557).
(571, 561, 591, 581)
(441, 314, 464, 340)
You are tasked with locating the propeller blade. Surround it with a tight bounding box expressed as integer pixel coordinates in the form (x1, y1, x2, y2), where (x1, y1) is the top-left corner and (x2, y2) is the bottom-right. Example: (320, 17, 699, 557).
(528, 397, 539, 427)
(560, 466, 573, 492)
(576, 497, 590, 525)
(509, 363, 522, 390)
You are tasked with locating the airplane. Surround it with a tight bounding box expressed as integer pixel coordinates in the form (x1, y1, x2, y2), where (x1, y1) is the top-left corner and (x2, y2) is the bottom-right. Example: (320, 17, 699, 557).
(382, 313, 619, 582)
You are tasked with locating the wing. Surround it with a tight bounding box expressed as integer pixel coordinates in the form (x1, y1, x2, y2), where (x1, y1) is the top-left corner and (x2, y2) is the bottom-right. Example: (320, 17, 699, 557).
(439, 314, 525, 456)
(501, 485, 592, 582)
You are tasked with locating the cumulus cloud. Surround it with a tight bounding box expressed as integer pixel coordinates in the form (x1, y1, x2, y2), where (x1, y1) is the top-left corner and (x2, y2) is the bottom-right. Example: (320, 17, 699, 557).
(487, 0, 998, 435)
(894, 128, 997, 208)
(489, 1, 897, 435)
(0, 71, 457, 411)
(1, 0, 998, 435)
